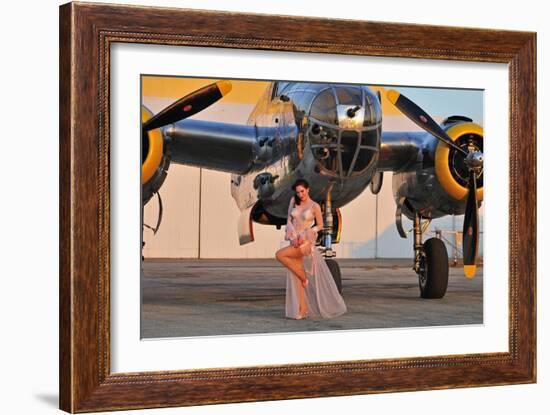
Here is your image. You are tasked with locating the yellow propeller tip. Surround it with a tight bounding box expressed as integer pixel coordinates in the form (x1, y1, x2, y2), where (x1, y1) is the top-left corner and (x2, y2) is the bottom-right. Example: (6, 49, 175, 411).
(216, 80, 232, 96)
(387, 89, 400, 105)
(464, 265, 477, 279)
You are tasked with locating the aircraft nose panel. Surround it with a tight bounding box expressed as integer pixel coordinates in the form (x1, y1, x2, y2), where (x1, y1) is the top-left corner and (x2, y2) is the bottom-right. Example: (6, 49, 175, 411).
(307, 86, 381, 178)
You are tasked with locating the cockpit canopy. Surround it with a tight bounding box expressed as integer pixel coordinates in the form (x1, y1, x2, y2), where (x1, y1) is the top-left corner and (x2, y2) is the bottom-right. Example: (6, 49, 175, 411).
(273, 82, 382, 178)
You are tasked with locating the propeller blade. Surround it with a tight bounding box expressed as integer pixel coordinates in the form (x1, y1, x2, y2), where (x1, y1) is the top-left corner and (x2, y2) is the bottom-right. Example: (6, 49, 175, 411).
(143, 80, 232, 132)
(387, 89, 468, 156)
(462, 170, 479, 278)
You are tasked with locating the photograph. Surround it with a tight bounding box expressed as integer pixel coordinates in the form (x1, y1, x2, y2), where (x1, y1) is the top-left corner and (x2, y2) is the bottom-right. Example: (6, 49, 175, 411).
(140, 76, 485, 338)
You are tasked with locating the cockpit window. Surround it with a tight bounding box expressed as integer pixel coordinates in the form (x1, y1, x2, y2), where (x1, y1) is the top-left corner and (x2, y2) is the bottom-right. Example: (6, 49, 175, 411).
(335, 87, 362, 106)
(273, 81, 291, 98)
(310, 88, 338, 125)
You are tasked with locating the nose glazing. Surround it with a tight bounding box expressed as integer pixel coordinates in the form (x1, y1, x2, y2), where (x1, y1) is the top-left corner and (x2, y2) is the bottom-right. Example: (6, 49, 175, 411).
(308, 86, 381, 178)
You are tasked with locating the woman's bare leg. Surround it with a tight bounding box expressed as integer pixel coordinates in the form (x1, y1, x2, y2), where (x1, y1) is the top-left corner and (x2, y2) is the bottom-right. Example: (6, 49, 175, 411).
(275, 245, 308, 285)
(276, 245, 309, 317)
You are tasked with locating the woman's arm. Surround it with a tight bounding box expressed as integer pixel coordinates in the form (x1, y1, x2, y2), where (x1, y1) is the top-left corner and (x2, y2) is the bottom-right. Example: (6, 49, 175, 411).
(312, 203, 324, 233)
(284, 197, 297, 241)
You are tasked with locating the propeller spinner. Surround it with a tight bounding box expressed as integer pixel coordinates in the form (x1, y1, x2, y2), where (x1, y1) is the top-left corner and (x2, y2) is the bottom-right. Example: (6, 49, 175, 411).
(387, 89, 483, 278)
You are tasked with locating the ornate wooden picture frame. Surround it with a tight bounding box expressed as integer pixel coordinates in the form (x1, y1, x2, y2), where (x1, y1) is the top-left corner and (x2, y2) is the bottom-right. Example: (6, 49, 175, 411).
(59, 2, 536, 412)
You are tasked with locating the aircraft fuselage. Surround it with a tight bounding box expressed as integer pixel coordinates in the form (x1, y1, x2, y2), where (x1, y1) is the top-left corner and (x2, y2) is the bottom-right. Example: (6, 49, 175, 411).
(230, 81, 382, 219)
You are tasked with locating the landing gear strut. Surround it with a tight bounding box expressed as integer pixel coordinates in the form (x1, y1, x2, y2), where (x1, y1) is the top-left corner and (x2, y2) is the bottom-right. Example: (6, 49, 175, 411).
(320, 181, 342, 293)
(412, 211, 449, 299)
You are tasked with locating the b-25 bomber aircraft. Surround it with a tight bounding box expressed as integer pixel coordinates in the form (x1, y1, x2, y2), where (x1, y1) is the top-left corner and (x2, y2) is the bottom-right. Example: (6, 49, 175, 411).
(141, 79, 483, 299)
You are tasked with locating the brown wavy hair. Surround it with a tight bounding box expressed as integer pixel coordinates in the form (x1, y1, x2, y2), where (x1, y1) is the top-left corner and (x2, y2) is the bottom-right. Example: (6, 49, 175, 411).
(291, 178, 310, 206)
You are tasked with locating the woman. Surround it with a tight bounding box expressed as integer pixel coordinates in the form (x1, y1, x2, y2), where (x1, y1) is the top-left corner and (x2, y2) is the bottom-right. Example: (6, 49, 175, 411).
(275, 179, 347, 320)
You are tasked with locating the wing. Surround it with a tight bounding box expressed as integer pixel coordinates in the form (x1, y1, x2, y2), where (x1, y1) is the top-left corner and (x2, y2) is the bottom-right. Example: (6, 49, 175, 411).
(165, 119, 265, 174)
(377, 131, 423, 173)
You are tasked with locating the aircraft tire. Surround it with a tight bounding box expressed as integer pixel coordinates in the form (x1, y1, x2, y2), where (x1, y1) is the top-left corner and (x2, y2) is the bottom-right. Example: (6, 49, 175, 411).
(325, 259, 343, 294)
(419, 237, 449, 299)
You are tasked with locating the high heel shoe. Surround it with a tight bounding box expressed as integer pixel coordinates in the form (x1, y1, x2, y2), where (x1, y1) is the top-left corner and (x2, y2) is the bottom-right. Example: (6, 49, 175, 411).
(295, 312, 308, 320)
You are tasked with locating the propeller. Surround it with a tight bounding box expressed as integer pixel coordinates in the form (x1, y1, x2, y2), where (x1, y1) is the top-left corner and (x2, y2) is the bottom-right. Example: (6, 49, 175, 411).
(387, 89, 483, 278)
(143, 80, 232, 132)
(387, 90, 468, 156)
(462, 170, 479, 277)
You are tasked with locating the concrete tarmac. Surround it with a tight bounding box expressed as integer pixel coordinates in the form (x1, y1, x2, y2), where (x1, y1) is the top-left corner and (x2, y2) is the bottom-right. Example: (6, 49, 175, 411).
(141, 258, 483, 338)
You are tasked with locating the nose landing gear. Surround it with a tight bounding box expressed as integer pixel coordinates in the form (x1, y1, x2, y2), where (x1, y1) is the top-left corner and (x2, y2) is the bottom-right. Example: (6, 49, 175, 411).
(320, 181, 343, 294)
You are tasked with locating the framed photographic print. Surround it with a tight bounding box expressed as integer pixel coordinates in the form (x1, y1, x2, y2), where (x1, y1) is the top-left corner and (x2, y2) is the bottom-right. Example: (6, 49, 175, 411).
(59, 2, 536, 412)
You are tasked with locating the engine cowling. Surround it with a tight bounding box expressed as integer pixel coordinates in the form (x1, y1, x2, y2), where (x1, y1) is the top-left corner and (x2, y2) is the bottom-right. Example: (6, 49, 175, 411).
(392, 120, 483, 220)
(434, 121, 483, 202)
(141, 106, 171, 204)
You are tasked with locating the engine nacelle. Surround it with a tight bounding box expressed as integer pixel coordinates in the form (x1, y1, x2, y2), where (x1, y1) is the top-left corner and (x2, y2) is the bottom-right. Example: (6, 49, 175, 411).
(434, 121, 483, 202)
(142, 106, 171, 204)
(393, 120, 483, 220)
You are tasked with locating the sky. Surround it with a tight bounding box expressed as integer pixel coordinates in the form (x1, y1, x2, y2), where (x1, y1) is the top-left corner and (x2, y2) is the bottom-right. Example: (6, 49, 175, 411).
(387, 85, 483, 125)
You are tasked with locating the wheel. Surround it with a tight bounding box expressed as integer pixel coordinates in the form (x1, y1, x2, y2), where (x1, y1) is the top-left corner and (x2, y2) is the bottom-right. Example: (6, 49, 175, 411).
(418, 237, 449, 299)
(325, 259, 343, 294)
